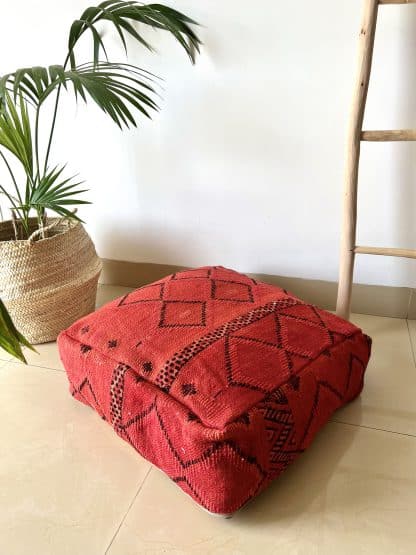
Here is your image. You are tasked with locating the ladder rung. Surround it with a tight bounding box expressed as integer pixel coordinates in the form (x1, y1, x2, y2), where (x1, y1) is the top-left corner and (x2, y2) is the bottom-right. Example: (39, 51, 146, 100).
(361, 130, 416, 141)
(355, 246, 416, 259)
(379, 1, 416, 5)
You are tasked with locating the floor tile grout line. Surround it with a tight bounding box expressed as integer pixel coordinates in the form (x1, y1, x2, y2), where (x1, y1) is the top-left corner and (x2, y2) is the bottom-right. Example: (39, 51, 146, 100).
(406, 319, 416, 369)
(4, 359, 65, 373)
(104, 466, 153, 554)
(405, 290, 413, 320)
(332, 418, 416, 440)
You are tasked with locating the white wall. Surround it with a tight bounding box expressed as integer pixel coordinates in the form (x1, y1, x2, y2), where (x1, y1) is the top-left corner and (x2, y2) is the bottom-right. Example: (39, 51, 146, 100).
(1, 1, 416, 287)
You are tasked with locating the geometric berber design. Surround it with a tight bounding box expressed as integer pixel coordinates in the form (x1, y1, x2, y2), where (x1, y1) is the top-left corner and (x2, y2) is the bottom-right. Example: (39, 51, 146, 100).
(58, 266, 371, 515)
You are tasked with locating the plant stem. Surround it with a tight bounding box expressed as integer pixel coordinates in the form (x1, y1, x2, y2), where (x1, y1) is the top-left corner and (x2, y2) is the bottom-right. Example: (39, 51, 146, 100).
(43, 87, 61, 174)
(36, 208, 45, 239)
(44, 52, 72, 174)
(0, 183, 29, 237)
(11, 209, 19, 239)
(0, 151, 22, 205)
(34, 106, 41, 180)
(0, 184, 19, 210)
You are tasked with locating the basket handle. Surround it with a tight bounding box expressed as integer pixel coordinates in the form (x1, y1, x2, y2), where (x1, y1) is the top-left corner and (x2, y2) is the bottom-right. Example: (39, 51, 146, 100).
(27, 210, 78, 244)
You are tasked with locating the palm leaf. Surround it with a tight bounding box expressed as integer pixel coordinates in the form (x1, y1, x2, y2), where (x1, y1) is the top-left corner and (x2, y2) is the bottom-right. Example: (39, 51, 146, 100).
(65, 63, 160, 127)
(68, 1, 201, 68)
(19, 165, 90, 221)
(0, 63, 160, 128)
(0, 92, 33, 175)
(0, 299, 35, 363)
(0, 66, 68, 106)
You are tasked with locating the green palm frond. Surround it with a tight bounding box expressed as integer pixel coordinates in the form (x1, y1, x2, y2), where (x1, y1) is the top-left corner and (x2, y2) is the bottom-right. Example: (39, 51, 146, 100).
(0, 299, 34, 363)
(20, 165, 90, 221)
(0, 92, 33, 175)
(69, 1, 201, 68)
(0, 63, 159, 128)
(0, 66, 57, 107)
(57, 62, 160, 128)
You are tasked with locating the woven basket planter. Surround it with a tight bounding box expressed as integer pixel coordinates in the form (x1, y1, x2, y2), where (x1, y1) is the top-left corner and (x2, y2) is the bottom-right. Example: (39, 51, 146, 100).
(0, 218, 102, 344)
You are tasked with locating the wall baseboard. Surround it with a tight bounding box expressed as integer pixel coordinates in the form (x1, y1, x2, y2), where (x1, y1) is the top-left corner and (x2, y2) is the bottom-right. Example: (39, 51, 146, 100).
(100, 259, 416, 319)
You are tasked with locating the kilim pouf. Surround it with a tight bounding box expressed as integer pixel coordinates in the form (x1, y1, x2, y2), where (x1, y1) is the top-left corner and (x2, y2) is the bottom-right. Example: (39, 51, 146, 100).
(58, 266, 371, 515)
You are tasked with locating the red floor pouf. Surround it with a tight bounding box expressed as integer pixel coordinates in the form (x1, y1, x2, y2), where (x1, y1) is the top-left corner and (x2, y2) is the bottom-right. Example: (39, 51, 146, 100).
(58, 266, 371, 515)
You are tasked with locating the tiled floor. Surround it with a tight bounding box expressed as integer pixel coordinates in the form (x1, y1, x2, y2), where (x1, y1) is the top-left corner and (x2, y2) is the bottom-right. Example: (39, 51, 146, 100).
(1, 285, 416, 555)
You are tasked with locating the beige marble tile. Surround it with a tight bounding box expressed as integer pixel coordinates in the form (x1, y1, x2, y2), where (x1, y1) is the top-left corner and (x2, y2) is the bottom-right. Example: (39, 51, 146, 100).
(332, 314, 416, 437)
(107, 422, 416, 555)
(0, 348, 12, 361)
(19, 341, 64, 370)
(0, 362, 151, 555)
(0, 358, 8, 369)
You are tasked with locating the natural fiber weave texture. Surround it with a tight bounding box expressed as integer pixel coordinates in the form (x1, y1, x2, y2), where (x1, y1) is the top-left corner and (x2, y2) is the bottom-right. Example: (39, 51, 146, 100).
(58, 266, 371, 515)
(0, 218, 101, 344)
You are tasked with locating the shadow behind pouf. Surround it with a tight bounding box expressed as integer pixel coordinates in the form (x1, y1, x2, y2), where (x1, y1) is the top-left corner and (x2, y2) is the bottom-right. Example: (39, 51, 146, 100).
(58, 266, 371, 515)
(0, 219, 101, 344)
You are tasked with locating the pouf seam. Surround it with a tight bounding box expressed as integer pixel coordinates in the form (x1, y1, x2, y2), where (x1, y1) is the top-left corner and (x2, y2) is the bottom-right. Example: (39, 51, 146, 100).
(59, 327, 366, 432)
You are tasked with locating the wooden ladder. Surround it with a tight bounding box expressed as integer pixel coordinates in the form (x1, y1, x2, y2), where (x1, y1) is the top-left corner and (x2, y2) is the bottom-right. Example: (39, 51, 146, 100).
(336, 0, 416, 320)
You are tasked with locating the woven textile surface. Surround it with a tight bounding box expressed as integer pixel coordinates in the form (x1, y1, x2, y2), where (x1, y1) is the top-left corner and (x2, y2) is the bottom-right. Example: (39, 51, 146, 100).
(0, 219, 101, 343)
(58, 266, 371, 515)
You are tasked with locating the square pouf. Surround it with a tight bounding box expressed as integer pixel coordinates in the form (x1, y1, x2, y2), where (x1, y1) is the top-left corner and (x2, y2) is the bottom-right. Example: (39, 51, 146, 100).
(58, 266, 371, 515)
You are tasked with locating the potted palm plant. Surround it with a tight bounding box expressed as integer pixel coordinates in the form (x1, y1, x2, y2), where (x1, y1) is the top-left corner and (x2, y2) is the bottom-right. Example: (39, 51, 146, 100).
(0, 1, 200, 343)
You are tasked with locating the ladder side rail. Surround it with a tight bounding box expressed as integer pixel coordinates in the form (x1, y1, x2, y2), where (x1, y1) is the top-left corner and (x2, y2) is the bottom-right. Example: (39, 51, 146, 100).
(336, 0, 380, 319)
